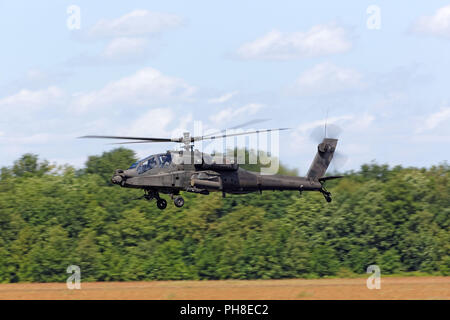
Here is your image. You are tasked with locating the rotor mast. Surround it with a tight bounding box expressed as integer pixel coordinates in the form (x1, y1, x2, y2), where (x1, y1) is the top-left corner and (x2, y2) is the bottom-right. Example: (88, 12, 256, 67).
(182, 132, 193, 151)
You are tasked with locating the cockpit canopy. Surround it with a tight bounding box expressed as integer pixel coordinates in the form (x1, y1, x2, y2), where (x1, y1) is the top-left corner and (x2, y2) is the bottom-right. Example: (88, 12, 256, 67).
(128, 150, 237, 173)
(129, 152, 173, 173)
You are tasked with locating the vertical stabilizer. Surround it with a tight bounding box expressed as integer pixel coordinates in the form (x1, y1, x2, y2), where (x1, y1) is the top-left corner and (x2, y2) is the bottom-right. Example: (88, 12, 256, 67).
(306, 138, 338, 180)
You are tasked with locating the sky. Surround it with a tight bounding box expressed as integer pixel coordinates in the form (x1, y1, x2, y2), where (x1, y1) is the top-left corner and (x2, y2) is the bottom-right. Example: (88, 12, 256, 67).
(0, 1, 449, 175)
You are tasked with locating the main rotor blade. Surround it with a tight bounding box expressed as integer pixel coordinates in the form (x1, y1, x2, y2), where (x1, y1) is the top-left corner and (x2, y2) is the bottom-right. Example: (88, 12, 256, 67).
(203, 118, 271, 138)
(194, 127, 290, 142)
(229, 118, 271, 130)
(108, 141, 168, 145)
(78, 135, 178, 142)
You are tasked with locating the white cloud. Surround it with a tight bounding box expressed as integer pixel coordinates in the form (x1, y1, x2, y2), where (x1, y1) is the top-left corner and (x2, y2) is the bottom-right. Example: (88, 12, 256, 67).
(417, 107, 450, 132)
(0, 86, 65, 110)
(1, 68, 72, 94)
(70, 10, 183, 64)
(123, 108, 175, 137)
(236, 24, 351, 60)
(125, 108, 193, 140)
(71, 67, 196, 113)
(102, 37, 148, 60)
(114, 108, 195, 157)
(412, 5, 450, 38)
(171, 113, 194, 138)
(292, 114, 354, 139)
(24, 69, 67, 85)
(210, 103, 264, 124)
(207, 91, 238, 104)
(88, 10, 183, 38)
(412, 134, 450, 143)
(292, 62, 364, 96)
(349, 114, 375, 131)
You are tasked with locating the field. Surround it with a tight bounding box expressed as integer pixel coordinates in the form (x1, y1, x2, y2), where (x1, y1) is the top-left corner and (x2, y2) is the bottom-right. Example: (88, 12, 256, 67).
(0, 277, 448, 300)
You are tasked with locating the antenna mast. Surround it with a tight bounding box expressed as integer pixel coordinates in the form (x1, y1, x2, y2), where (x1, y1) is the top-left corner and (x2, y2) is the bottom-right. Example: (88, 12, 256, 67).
(324, 108, 329, 139)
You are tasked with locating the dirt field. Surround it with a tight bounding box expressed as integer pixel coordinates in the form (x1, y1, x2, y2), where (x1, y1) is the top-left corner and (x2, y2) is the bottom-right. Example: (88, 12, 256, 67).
(0, 277, 448, 300)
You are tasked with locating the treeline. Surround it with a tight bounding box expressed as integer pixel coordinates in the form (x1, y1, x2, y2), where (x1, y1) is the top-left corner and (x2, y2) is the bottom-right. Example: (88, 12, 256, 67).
(0, 149, 448, 282)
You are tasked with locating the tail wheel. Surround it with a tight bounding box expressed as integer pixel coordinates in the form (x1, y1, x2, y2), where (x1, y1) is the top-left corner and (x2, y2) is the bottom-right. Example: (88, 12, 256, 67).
(173, 196, 184, 208)
(156, 199, 167, 210)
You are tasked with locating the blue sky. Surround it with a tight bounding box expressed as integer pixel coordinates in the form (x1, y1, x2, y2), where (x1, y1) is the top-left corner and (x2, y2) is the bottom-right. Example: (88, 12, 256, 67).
(1, 1, 449, 174)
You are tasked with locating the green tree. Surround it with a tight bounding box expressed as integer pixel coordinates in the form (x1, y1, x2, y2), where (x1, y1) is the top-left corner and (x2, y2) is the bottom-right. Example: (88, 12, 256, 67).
(310, 245, 339, 277)
(85, 148, 137, 184)
(0, 151, 448, 282)
(12, 153, 51, 177)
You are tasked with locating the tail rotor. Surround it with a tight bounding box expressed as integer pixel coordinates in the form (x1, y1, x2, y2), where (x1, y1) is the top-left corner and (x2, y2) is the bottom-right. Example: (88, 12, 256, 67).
(309, 122, 348, 172)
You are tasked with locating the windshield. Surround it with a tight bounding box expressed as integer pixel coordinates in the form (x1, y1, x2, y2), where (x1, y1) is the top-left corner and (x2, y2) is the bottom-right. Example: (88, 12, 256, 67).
(158, 153, 172, 168)
(134, 153, 173, 173)
(128, 161, 139, 169)
(137, 156, 158, 174)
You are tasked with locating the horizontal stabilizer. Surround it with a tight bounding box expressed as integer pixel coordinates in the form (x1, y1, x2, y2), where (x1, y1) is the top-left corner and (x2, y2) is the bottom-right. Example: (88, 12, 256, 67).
(318, 175, 344, 183)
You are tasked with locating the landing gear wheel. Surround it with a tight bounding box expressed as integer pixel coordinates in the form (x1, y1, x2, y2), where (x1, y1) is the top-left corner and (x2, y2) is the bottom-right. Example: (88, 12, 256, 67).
(173, 196, 184, 208)
(156, 199, 167, 210)
(325, 195, 332, 203)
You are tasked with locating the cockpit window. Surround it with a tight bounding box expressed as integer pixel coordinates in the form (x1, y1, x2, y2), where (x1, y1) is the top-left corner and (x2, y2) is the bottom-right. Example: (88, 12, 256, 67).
(158, 153, 172, 168)
(137, 156, 159, 174)
(128, 161, 139, 169)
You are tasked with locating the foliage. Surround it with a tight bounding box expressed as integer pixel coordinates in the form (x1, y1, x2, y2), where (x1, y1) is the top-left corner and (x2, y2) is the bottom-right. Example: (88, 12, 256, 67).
(84, 148, 137, 184)
(0, 150, 448, 282)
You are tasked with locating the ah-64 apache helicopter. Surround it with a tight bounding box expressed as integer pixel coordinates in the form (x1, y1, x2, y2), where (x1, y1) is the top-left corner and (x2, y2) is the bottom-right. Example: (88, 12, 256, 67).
(80, 122, 342, 210)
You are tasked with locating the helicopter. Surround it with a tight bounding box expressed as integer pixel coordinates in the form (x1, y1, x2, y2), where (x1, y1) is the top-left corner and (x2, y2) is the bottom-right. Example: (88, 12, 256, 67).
(80, 123, 342, 210)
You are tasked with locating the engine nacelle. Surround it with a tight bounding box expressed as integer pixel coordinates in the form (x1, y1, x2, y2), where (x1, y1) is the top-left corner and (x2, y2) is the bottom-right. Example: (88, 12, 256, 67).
(190, 171, 223, 190)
